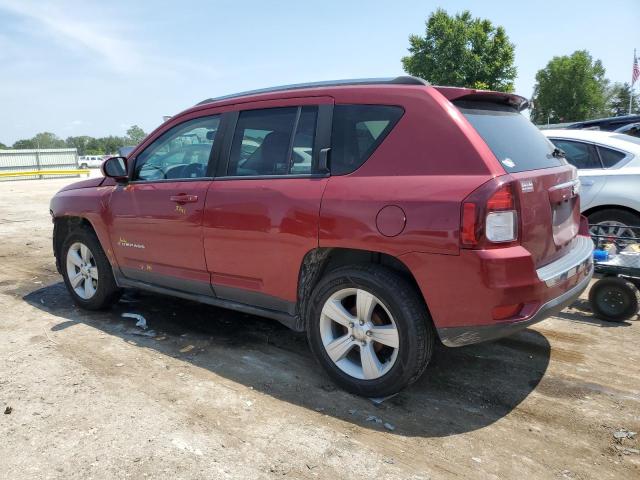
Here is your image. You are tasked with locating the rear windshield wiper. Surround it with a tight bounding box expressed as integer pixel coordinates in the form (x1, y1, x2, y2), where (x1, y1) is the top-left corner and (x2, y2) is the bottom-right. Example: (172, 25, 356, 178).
(551, 147, 565, 158)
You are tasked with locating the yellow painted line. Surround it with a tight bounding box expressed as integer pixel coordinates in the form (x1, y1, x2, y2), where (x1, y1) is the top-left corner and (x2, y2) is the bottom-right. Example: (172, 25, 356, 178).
(0, 169, 91, 178)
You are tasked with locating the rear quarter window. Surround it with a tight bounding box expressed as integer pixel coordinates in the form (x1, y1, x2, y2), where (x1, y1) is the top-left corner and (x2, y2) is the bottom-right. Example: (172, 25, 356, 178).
(455, 101, 563, 173)
(331, 105, 403, 175)
(598, 146, 627, 168)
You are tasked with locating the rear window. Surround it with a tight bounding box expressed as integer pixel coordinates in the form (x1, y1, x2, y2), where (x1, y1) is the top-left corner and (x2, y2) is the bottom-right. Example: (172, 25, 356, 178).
(331, 105, 403, 175)
(456, 101, 563, 173)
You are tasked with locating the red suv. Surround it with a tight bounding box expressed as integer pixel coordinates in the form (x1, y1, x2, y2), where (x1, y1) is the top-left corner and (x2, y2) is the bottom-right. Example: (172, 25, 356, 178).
(50, 77, 593, 396)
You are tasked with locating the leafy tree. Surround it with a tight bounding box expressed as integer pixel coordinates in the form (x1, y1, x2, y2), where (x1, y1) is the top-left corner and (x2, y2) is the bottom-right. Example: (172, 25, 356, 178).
(126, 125, 147, 145)
(12, 139, 37, 149)
(33, 132, 66, 149)
(12, 132, 65, 149)
(11, 132, 131, 154)
(531, 50, 608, 124)
(65, 136, 94, 156)
(0, 141, 7, 149)
(402, 9, 517, 92)
(606, 82, 639, 116)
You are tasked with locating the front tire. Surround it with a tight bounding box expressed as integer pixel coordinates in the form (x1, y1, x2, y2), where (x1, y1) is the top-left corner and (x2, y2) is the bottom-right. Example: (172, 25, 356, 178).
(307, 265, 434, 397)
(61, 226, 121, 310)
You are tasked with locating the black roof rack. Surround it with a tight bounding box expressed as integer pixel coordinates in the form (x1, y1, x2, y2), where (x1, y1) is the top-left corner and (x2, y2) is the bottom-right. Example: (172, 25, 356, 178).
(196, 76, 428, 106)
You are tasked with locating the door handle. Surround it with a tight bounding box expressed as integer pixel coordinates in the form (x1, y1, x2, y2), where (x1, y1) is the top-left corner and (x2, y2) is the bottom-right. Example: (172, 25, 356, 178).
(581, 180, 595, 187)
(170, 194, 198, 203)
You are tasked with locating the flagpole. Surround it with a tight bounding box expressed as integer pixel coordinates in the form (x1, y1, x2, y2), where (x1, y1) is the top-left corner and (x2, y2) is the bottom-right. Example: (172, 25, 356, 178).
(631, 48, 636, 115)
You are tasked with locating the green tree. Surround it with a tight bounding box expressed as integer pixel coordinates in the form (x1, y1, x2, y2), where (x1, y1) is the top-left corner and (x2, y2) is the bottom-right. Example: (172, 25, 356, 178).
(65, 136, 94, 156)
(32, 132, 67, 149)
(606, 82, 639, 116)
(12, 139, 37, 149)
(401, 9, 517, 92)
(12, 132, 66, 149)
(531, 50, 608, 124)
(0, 141, 7, 149)
(126, 125, 147, 145)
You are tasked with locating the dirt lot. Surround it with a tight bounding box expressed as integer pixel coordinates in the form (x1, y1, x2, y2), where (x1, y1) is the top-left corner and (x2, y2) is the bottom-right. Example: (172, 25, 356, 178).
(0, 175, 638, 479)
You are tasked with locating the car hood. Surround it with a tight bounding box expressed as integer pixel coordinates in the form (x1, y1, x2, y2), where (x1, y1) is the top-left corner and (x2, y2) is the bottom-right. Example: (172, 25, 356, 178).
(57, 177, 106, 192)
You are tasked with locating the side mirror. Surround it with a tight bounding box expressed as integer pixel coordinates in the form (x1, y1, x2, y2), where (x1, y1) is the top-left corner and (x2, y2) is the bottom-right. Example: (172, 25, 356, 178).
(101, 156, 128, 182)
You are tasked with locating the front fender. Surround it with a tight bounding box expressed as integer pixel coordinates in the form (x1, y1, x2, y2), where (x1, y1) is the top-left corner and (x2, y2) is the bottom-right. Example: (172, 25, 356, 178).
(50, 184, 119, 269)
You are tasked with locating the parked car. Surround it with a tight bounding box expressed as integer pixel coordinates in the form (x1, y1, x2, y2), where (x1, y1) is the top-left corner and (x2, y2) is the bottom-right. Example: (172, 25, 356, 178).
(78, 155, 105, 169)
(566, 114, 640, 132)
(615, 122, 640, 138)
(50, 77, 593, 396)
(543, 129, 640, 237)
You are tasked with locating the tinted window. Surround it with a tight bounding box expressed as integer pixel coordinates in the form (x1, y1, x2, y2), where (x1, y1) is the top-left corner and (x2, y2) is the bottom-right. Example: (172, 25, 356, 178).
(291, 107, 318, 174)
(456, 101, 562, 173)
(135, 116, 220, 181)
(551, 140, 601, 169)
(598, 146, 627, 168)
(331, 105, 403, 175)
(227, 106, 318, 176)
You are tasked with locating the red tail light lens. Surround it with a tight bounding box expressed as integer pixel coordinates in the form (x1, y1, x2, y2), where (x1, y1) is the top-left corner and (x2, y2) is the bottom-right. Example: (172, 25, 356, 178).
(460, 178, 519, 248)
(461, 202, 477, 246)
(487, 185, 514, 210)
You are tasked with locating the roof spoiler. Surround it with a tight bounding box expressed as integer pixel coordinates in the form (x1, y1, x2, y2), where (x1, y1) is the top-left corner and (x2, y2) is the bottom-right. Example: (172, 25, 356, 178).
(434, 86, 529, 112)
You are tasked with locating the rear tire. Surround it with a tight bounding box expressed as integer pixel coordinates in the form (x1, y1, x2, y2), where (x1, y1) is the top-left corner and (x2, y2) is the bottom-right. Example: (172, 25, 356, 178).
(61, 226, 121, 310)
(589, 277, 639, 322)
(306, 265, 434, 397)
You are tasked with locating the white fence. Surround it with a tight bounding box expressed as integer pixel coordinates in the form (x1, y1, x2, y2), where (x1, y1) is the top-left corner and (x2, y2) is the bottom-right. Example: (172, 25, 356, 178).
(0, 148, 80, 181)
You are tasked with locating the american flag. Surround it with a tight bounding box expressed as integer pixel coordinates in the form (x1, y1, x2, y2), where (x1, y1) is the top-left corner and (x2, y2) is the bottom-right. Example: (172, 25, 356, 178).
(633, 52, 640, 86)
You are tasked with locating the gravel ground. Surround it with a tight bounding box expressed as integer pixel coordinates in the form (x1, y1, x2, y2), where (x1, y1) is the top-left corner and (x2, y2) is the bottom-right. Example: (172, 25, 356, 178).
(0, 175, 638, 479)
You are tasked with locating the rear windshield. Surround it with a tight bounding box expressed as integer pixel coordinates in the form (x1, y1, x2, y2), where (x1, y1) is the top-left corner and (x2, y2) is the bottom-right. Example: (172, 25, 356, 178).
(456, 101, 563, 173)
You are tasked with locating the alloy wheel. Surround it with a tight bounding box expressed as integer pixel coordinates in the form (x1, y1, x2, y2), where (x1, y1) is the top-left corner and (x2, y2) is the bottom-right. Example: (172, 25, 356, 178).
(66, 242, 99, 300)
(319, 288, 399, 380)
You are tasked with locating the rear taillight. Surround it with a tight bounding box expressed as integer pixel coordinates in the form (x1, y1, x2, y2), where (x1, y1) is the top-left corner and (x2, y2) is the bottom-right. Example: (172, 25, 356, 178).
(461, 179, 519, 248)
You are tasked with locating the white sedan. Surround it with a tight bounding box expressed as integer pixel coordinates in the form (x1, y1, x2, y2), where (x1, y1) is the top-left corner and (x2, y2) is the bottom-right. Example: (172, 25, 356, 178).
(543, 129, 640, 236)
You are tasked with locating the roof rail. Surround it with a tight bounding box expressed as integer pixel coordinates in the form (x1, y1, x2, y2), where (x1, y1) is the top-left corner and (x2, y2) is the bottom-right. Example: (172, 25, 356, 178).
(196, 76, 428, 106)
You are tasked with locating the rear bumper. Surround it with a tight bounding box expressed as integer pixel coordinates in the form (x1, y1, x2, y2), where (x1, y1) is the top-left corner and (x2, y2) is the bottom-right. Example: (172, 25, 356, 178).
(437, 265, 593, 346)
(400, 235, 594, 347)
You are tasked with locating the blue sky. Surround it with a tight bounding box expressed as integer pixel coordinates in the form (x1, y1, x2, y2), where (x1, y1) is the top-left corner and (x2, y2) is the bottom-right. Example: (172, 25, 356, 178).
(0, 0, 638, 145)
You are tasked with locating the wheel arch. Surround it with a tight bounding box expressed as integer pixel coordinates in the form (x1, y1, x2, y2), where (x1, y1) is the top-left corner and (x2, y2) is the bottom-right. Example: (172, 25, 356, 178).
(296, 247, 430, 330)
(583, 204, 640, 220)
(53, 216, 106, 273)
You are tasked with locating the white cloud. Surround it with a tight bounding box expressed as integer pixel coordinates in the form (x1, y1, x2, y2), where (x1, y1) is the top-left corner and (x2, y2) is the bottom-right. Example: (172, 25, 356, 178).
(0, 0, 140, 73)
(0, 0, 226, 80)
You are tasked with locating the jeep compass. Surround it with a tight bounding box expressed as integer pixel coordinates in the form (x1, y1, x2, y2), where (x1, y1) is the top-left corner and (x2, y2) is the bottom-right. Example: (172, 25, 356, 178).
(50, 77, 594, 396)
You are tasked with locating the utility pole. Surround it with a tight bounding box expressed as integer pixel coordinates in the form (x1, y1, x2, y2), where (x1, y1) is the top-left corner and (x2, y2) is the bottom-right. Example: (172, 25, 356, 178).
(35, 139, 42, 180)
(631, 48, 637, 115)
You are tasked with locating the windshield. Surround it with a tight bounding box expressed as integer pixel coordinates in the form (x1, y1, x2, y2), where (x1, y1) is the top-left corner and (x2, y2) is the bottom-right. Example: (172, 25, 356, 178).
(456, 101, 564, 173)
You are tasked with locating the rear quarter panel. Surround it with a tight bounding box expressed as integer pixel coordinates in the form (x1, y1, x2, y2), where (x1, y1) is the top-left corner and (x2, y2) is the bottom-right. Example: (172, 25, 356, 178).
(320, 86, 498, 256)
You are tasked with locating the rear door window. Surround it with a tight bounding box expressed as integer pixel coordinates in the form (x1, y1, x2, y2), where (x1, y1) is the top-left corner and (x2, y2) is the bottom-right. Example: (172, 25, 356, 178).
(227, 106, 318, 176)
(550, 140, 601, 169)
(597, 146, 627, 168)
(456, 101, 562, 173)
(330, 105, 404, 175)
